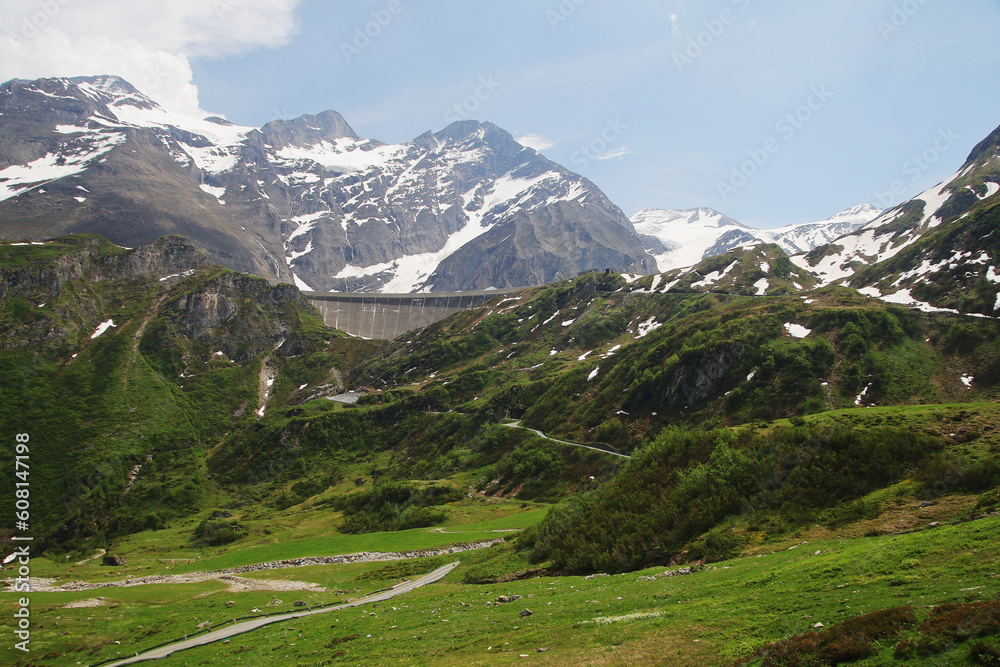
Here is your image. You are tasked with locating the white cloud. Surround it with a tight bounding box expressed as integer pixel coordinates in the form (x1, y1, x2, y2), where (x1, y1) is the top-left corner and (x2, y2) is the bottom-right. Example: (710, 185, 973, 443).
(596, 146, 633, 161)
(668, 13, 679, 36)
(0, 0, 303, 115)
(516, 133, 555, 152)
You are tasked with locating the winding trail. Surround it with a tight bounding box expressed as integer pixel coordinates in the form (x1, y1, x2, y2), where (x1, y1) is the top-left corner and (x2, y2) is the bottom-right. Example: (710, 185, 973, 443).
(500, 422, 632, 459)
(97, 562, 459, 667)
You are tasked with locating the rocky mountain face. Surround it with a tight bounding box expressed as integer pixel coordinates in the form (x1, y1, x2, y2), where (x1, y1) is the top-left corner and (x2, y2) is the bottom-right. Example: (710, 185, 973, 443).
(632, 204, 881, 272)
(792, 123, 1000, 315)
(0, 76, 656, 293)
(0, 234, 315, 358)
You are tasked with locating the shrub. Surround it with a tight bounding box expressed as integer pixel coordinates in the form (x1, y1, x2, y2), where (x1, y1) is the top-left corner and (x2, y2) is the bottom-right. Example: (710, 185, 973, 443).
(334, 482, 462, 534)
(191, 517, 244, 547)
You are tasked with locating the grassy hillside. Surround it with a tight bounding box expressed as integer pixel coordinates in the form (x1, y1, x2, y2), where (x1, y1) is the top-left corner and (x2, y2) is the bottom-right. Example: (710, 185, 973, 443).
(1, 235, 998, 666)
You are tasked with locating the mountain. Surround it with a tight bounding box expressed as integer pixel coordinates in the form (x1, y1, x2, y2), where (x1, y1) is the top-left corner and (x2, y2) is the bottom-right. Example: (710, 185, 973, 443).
(3, 235, 999, 665)
(0, 75, 656, 293)
(759, 203, 884, 254)
(792, 123, 1000, 315)
(622, 243, 819, 297)
(632, 204, 881, 272)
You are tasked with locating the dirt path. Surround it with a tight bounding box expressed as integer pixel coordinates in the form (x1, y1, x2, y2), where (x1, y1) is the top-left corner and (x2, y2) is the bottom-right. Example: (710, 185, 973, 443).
(99, 562, 459, 667)
(75, 548, 106, 566)
(500, 422, 632, 459)
(19, 539, 501, 593)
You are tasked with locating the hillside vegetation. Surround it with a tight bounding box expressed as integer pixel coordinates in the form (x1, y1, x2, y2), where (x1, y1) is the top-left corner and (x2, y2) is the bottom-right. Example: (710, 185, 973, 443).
(1, 235, 998, 666)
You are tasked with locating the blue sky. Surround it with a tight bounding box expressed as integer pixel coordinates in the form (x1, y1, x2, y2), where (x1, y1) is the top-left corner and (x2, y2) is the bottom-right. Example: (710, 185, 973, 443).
(4, 0, 1000, 227)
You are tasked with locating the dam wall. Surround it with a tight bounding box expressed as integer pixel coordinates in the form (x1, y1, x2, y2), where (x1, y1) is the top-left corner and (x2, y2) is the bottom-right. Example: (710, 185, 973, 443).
(303, 290, 524, 340)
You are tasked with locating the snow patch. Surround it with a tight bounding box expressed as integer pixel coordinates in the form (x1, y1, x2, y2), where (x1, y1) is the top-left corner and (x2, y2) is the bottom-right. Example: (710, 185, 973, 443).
(881, 289, 960, 314)
(588, 367, 600, 382)
(690, 261, 738, 289)
(292, 273, 315, 291)
(274, 138, 406, 174)
(636, 317, 662, 339)
(0, 132, 126, 202)
(784, 323, 812, 339)
(855, 384, 872, 406)
(961, 375, 974, 388)
(199, 184, 226, 200)
(91, 319, 116, 339)
(159, 269, 195, 282)
(753, 278, 769, 296)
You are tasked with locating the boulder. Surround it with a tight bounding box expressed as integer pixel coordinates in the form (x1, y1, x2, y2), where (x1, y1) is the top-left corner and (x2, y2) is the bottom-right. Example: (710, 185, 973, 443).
(102, 555, 126, 567)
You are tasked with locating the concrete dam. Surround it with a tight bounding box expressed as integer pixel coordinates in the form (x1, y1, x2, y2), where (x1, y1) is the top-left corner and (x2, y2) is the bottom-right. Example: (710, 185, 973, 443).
(303, 290, 524, 340)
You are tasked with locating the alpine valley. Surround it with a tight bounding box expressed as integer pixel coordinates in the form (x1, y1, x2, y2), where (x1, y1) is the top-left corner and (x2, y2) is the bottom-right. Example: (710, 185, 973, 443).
(0, 75, 999, 667)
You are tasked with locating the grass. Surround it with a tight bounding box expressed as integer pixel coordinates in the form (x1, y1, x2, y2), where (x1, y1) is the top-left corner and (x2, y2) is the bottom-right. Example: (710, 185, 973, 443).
(10, 515, 994, 666)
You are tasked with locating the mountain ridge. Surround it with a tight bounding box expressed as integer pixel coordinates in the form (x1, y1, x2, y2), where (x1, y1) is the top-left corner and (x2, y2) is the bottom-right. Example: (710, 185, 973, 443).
(632, 203, 882, 272)
(0, 75, 656, 293)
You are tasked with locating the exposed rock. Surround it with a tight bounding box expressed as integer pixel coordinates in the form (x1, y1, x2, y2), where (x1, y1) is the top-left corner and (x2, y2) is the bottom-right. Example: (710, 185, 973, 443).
(102, 555, 126, 567)
(637, 566, 699, 582)
(496, 595, 523, 604)
(519, 609, 533, 618)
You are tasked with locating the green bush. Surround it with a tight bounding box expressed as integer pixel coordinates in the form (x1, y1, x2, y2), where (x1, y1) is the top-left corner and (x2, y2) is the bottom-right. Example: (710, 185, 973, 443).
(334, 482, 462, 534)
(519, 424, 944, 573)
(191, 517, 244, 547)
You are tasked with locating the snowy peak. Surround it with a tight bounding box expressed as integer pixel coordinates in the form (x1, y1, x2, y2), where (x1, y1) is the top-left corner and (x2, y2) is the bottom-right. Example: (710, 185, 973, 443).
(632, 207, 751, 230)
(760, 204, 881, 255)
(68, 75, 160, 112)
(631, 205, 879, 273)
(795, 122, 1000, 290)
(786, 121, 1000, 317)
(260, 110, 359, 150)
(827, 203, 882, 223)
(0, 75, 655, 295)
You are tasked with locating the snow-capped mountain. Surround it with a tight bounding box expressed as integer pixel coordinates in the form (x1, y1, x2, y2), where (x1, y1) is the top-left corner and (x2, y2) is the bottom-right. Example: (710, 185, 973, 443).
(761, 203, 883, 255)
(0, 76, 656, 292)
(632, 204, 881, 272)
(793, 122, 1000, 316)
